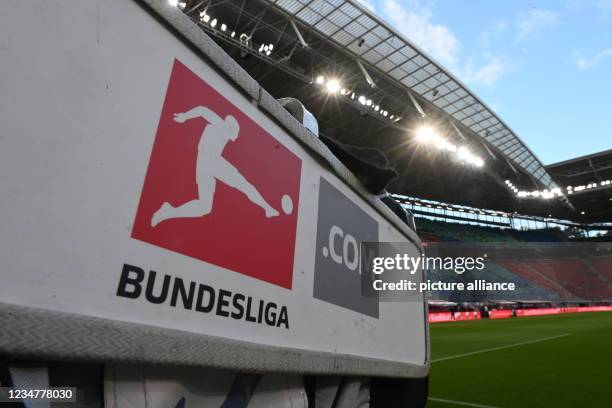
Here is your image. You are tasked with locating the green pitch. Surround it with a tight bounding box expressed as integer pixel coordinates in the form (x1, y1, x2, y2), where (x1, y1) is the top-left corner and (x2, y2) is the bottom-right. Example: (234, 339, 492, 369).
(427, 312, 612, 408)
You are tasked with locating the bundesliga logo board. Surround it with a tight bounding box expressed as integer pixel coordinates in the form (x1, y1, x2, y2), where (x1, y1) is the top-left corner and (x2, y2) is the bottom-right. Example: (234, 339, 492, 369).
(132, 60, 302, 289)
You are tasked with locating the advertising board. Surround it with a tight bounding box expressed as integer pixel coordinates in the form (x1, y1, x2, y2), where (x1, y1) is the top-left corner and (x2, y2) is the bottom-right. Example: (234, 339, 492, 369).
(0, 0, 427, 376)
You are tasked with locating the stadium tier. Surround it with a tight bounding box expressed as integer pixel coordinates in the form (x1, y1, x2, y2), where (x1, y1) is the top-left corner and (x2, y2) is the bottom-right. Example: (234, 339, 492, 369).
(418, 218, 612, 300)
(415, 218, 563, 243)
(507, 229, 565, 242)
(415, 218, 518, 243)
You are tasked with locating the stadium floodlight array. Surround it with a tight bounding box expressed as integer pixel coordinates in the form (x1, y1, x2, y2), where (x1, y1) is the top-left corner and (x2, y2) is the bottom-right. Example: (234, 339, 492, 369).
(415, 126, 485, 168)
(566, 179, 612, 194)
(172, 0, 402, 126)
(191, 4, 275, 59)
(258, 43, 274, 56)
(176, 0, 424, 128)
(506, 178, 612, 199)
(313, 75, 401, 122)
(504, 180, 563, 199)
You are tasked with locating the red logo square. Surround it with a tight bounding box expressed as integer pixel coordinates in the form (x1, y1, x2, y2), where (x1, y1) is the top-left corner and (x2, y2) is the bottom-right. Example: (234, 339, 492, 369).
(132, 60, 301, 289)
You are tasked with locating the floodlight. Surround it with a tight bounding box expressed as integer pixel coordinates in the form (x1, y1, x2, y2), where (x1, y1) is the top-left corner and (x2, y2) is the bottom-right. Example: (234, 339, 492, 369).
(316, 75, 325, 84)
(221, 23, 227, 31)
(416, 126, 436, 143)
(326, 79, 341, 94)
(211, 18, 218, 28)
(431, 135, 445, 148)
(358, 95, 366, 105)
(168, 0, 178, 6)
(231, 31, 236, 38)
(444, 141, 458, 153)
(203, 14, 210, 23)
(457, 146, 471, 161)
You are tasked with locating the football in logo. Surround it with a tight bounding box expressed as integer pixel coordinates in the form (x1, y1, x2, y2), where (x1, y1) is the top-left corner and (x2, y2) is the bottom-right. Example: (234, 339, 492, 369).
(132, 59, 301, 289)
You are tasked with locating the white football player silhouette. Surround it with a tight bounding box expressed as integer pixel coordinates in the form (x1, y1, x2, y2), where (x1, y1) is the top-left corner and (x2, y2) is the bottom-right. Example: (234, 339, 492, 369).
(151, 106, 282, 227)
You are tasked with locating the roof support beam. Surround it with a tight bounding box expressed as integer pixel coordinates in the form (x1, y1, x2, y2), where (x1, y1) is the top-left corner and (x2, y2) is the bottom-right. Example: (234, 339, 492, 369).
(187, 0, 206, 14)
(482, 143, 498, 160)
(290, 19, 308, 48)
(505, 158, 520, 176)
(408, 91, 426, 117)
(449, 119, 467, 141)
(451, 118, 496, 160)
(587, 158, 604, 182)
(356, 59, 376, 87)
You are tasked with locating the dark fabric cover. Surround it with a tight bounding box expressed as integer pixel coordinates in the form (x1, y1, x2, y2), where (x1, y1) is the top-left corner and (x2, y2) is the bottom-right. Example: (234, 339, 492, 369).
(320, 135, 398, 194)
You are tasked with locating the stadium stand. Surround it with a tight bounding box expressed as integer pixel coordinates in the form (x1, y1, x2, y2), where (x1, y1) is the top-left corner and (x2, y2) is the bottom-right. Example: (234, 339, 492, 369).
(590, 257, 612, 280)
(497, 259, 573, 298)
(415, 218, 517, 243)
(529, 259, 611, 299)
(507, 229, 565, 242)
(417, 218, 612, 301)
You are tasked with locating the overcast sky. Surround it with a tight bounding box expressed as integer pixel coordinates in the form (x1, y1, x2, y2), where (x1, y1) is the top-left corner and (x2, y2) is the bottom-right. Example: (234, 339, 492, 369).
(357, 0, 612, 164)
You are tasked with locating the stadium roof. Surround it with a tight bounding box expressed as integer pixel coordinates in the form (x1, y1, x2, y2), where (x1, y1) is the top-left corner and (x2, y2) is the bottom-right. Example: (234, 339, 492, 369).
(546, 149, 612, 223)
(176, 0, 582, 220)
(263, 0, 554, 189)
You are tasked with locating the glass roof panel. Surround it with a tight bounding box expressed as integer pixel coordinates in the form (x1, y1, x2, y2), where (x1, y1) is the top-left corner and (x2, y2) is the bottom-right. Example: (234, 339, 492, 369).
(310, 0, 336, 16)
(328, 9, 352, 27)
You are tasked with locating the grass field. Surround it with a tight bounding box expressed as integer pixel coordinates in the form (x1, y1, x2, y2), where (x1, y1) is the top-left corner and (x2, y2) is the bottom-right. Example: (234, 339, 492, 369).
(427, 312, 612, 408)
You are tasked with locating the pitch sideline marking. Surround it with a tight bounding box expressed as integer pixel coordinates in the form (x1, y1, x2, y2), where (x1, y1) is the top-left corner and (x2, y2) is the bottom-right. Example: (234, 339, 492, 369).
(428, 397, 501, 408)
(432, 333, 571, 363)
